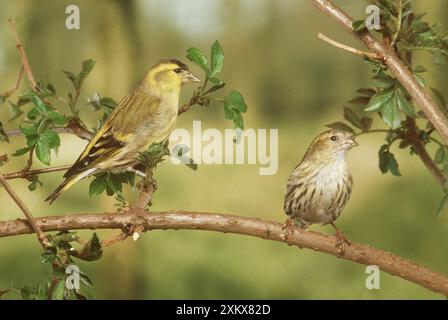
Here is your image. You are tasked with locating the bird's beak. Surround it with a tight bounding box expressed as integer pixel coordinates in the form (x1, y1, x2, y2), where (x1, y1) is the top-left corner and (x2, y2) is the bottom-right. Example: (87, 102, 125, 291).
(182, 71, 201, 84)
(349, 136, 359, 147)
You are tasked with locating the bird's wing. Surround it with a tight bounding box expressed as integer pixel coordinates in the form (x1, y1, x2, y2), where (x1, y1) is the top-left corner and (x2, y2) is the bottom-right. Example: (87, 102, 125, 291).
(63, 91, 156, 178)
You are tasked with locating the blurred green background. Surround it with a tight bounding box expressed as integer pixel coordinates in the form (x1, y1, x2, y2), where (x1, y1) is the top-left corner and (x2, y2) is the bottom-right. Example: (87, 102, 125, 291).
(1, 0, 448, 299)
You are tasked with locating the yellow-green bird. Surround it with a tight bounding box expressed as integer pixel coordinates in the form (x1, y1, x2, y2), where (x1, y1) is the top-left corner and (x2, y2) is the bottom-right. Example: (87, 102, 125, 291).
(46, 59, 200, 204)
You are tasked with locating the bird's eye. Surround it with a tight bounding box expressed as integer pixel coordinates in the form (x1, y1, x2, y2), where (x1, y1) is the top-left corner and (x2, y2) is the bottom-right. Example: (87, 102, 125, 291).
(330, 136, 337, 141)
(174, 68, 181, 73)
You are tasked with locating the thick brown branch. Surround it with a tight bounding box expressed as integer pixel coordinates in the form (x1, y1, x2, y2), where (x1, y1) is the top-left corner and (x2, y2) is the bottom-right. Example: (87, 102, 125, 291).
(8, 19, 38, 91)
(309, 0, 448, 145)
(0, 175, 49, 248)
(0, 210, 447, 296)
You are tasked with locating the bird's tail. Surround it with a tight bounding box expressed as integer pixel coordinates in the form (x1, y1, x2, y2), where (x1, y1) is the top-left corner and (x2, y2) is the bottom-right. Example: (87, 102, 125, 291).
(45, 168, 96, 204)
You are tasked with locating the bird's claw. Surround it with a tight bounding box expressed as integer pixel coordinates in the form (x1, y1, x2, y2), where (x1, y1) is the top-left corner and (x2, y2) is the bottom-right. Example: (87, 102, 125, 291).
(335, 229, 352, 256)
(281, 218, 295, 241)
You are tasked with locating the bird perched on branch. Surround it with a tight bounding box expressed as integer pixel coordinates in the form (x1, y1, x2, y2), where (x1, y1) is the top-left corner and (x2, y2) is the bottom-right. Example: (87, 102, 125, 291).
(46, 59, 200, 204)
(283, 130, 358, 254)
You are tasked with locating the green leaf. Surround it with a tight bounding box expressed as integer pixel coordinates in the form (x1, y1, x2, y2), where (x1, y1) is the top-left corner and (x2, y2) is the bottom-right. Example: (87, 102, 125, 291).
(436, 193, 448, 217)
(325, 122, 355, 134)
(365, 88, 394, 112)
(414, 73, 426, 87)
(40, 247, 57, 264)
(28, 181, 38, 191)
(378, 145, 401, 176)
(435, 147, 445, 164)
(186, 47, 208, 72)
(89, 174, 108, 196)
(0, 122, 9, 143)
(413, 65, 428, 73)
(343, 107, 363, 129)
(210, 40, 224, 77)
(373, 75, 394, 89)
(225, 90, 247, 113)
(51, 280, 66, 300)
(30, 94, 51, 115)
(233, 111, 244, 130)
(35, 130, 60, 165)
(12, 147, 30, 156)
(20, 125, 37, 137)
(77, 233, 103, 261)
(8, 102, 23, 121)
(36, 138, 51, 165)
(396, 90, 416, 117)
(381, 97, 401, 129)
(78, 59, 96, 88)
(224, 103, 236, 120)
(208, 77, 223, 84)
(352, 20, 366, 31)
(40, 130, 61, 149)
(48, 111, 68, 125)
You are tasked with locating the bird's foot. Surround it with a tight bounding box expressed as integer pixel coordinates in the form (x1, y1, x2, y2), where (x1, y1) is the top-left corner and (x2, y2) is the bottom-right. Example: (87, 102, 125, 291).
(333, 226, 352, 256)
(281, 218, 300, 241)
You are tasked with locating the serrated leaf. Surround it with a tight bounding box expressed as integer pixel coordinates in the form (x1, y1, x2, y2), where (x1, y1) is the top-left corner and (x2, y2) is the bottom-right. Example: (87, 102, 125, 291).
(89, 174, 108, 196)
(365, 88, 394, 112)
(396, 90, 416, 117)
(35, 138, 51, 165)
(381, 97, 401, 129)
(19, 125, 37, 137)
(325, 122, 355, 134)
(48, 111, 68, 125)
(30, 94, 51, 115)
(225, 90, 247, 113)
(40, 130, 61, 149)
(373, 75, 394, 89)
(40, 247, 57, 264)
(186, 47, 208, 72)
(77, 233, 103, 261)
(378, 146, 401, 176)
(210, 40, 224, 77)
